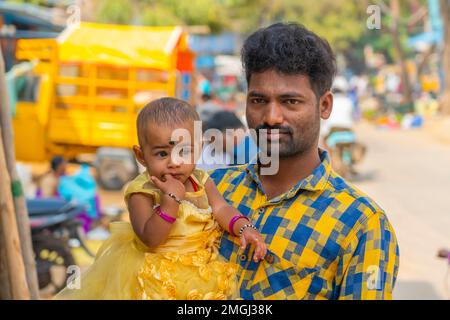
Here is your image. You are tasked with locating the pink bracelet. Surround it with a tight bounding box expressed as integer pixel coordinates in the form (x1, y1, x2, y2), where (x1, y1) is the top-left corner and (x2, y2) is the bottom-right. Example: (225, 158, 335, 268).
(155, 206, 176, 224)
(229, 214, 250, 236)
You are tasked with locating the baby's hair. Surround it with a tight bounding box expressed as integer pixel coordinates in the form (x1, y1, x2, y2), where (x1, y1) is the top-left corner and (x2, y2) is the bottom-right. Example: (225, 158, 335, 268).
(137, 97, 200, 147)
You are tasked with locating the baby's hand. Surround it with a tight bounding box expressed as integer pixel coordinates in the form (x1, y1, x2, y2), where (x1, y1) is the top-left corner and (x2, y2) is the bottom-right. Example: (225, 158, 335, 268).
(240, 227, 267, 262)
(151, 174, 186, 201)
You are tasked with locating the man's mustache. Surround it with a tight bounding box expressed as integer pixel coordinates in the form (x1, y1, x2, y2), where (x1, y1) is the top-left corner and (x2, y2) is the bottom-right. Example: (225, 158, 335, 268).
(255, 125, 293, 135)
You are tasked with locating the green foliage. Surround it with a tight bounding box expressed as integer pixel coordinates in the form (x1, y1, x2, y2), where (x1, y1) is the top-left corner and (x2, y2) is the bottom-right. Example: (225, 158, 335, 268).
(89, 0, 429, 71)
(224, 0, 367, 50)
(9, 0, 51, 5)
(96, 0, 133, 25)
(103, 0, 228, 32)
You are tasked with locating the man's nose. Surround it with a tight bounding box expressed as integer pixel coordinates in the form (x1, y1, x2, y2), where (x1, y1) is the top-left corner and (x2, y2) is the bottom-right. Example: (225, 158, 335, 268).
(263, 102, 284, 127)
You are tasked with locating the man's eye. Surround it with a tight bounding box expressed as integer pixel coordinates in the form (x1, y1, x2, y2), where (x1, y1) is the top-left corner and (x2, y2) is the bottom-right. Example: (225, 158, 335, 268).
(285, 99, 301, 105)
(156, 151, 168, 157)
(250, 98, 266, 104)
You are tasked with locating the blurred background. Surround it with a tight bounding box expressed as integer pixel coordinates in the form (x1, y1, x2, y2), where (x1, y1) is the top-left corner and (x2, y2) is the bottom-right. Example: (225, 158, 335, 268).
(0, 0, 449, 299)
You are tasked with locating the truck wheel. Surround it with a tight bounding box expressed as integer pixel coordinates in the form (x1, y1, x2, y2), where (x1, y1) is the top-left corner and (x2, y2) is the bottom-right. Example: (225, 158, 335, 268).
(97, 160, 130, 190)
(96, 147, 138, 191)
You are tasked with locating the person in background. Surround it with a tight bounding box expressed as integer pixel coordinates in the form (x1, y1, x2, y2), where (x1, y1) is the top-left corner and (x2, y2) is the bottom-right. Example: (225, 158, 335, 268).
(37, 155, 67, 198)
(37, 156, 103, 234)
(198, 111, 246, 171)
(320, 76, 355, 140)
(196, 93, 223, 121)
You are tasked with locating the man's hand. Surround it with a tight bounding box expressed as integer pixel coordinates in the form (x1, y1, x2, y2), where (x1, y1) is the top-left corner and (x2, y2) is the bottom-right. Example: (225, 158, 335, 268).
(240, 228, 267, 262)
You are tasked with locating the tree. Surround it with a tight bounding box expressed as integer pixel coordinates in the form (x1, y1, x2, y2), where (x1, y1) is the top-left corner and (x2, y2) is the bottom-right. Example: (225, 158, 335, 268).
(226, 0, 367, 50)
(95, 0, 133, 25)
(440, 0, 450, 115)
(139, 0, 225, 32)
(374, 0, 417, 104)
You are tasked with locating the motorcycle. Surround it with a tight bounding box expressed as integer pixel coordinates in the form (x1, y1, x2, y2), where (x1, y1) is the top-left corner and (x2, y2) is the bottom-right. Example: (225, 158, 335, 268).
(325, 127, 366, 179)
(28, 198, 95, 294)
(437, 248, 450, 298)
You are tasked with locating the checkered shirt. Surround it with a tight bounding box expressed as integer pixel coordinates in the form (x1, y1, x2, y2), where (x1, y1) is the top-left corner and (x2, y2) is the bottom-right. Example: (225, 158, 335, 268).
(210, 150, 399, 300)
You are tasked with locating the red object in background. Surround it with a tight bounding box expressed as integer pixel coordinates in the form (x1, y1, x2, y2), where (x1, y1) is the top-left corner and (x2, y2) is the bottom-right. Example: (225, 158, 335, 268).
(223, 75, 237, 86)
(177, 50, 194, 72)
(223, 100, 237, 111)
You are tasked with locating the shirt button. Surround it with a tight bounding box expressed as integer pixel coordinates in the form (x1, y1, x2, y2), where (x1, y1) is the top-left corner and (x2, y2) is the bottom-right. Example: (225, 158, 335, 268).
(265, 253, 274, 264)
(239, 254, 247, 261)
(258, 208, 265, 214)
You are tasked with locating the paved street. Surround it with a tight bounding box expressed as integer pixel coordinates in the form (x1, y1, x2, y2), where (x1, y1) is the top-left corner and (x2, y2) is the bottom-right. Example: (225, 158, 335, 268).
(352, 121, 450, 299)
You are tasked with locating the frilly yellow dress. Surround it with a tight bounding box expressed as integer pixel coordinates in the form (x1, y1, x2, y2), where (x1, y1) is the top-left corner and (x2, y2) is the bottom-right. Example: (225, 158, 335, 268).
(55, 169, 238, 300)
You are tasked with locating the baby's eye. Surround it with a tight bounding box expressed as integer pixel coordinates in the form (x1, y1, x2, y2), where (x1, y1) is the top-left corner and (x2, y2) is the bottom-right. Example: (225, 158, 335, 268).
(156, 151, 168, 157)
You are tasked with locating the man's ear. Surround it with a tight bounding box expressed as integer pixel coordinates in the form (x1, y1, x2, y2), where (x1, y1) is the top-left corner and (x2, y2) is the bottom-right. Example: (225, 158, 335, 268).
(132, 145, 146, 167)
(319, 91, 333, 120)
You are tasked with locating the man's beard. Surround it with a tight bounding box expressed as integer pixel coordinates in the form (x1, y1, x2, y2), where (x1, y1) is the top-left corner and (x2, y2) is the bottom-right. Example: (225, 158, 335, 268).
(255, 124, 318, 158)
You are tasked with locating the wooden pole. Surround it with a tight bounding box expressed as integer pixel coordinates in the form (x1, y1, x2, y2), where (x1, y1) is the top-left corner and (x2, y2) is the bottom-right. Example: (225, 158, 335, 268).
(0, 49, 39, 299)
(0, 48, 12, 301)
(0, 214, 12, 299)
(440, 0, 450, 114)
(0, 127, 30, 299)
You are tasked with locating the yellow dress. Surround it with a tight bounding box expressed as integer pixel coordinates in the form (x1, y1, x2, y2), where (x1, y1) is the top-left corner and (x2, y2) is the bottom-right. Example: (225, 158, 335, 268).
(55, 169, 238, 300)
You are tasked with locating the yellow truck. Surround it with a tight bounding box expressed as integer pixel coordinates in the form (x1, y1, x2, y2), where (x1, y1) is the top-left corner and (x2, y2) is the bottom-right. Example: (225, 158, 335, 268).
(11, 22, 195, 189)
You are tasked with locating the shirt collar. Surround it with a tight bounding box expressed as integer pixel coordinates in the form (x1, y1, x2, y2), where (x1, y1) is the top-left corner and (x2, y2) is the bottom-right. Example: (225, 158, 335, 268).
(245, 149, 331, 201)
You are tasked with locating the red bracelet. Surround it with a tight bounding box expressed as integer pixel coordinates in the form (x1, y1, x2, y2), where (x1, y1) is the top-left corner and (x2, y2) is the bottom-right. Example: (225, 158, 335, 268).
(229, 214, 250, 236)
(155, 205, 176, 224)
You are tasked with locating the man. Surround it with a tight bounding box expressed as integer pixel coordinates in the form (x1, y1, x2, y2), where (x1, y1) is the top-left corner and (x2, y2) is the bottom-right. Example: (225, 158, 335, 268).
(320, 77, 363, 177)
(320, 76, 355, 139)
(210, 23, 399, 300)
(37, 155, 67, 197)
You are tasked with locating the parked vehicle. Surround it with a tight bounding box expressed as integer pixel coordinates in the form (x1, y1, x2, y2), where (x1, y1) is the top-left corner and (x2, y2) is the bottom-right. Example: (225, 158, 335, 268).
(11, 23, 195, 189)
(325, 128, 366, 178)
(28, 198, 92, 293)
(437, 248, 450, 298)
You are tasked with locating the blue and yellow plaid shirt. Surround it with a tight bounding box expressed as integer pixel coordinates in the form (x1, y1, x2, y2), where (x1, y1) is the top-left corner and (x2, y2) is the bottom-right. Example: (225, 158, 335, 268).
(210, 150, 399, 300)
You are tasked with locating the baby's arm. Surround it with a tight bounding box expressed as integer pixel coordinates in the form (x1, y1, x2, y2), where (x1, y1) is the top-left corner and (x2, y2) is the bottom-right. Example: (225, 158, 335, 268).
(128, 175, 184, 248)
(204, 178, 267, 261)
(128, 193, 179, 248)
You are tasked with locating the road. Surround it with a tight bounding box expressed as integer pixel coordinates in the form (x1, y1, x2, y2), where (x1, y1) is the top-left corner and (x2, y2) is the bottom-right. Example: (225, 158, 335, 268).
(352, 121, 450, 300)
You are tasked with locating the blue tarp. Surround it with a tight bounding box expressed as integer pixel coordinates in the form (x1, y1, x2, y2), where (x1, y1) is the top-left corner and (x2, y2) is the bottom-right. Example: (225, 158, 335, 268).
(189, 32, 239, 55)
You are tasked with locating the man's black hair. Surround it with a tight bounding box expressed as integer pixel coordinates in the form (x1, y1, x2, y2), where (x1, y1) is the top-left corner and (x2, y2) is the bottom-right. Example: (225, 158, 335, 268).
(201, 93, 212, 101)
(203, 111, 244, 132)
(51, 156, 65, 171)
(241, 22, 337, 98)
